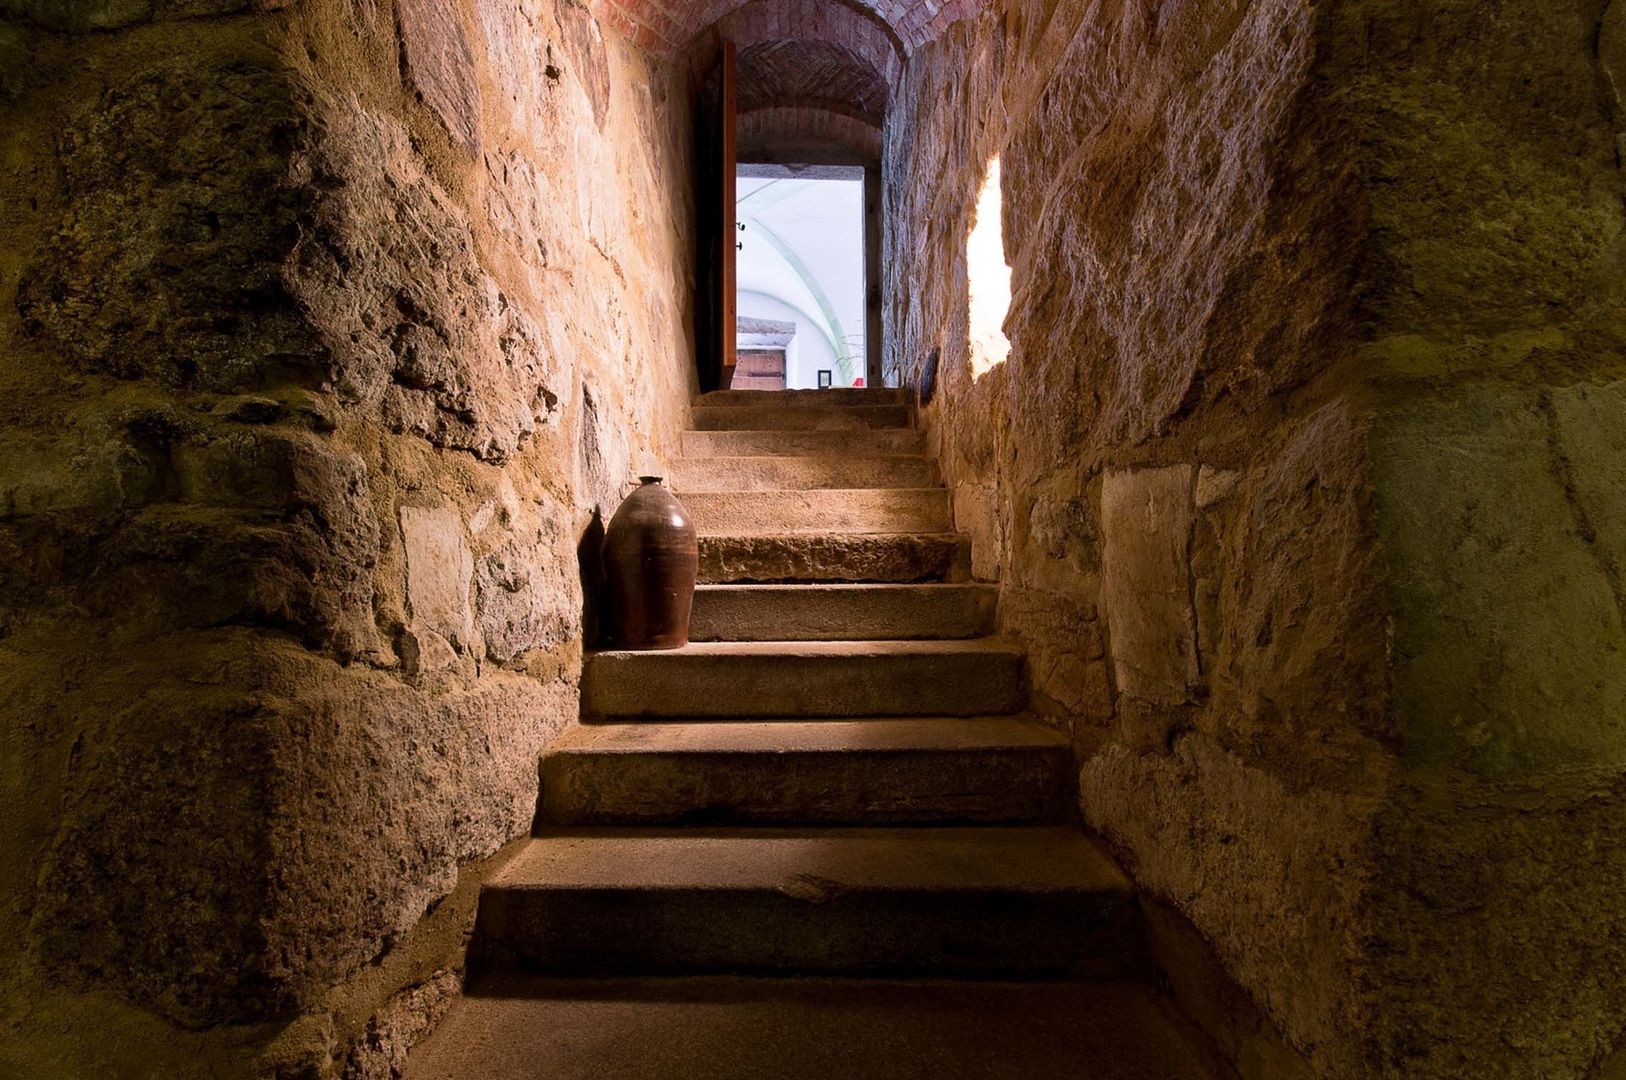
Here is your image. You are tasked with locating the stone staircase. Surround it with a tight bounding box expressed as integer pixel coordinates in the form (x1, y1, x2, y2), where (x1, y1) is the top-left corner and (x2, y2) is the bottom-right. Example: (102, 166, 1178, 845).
(404, 390, 1227, 1079)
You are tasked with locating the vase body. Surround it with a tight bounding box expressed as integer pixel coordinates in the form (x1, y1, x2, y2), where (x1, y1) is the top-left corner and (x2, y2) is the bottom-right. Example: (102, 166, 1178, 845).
(602, 476, 698, 650)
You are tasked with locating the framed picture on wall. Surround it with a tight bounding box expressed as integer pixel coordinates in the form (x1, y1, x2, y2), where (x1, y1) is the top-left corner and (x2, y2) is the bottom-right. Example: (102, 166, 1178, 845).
(817, 370, 832, 388)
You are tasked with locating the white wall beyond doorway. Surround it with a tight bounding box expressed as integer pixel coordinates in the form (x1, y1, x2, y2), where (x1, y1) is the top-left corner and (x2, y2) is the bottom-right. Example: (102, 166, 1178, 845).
(736, 165, 866, 390)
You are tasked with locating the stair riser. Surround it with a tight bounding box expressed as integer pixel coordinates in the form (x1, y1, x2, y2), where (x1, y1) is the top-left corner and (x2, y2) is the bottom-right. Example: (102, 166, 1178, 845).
(699, 534, 969, 584)
(682, 430, 924, 457)
(686, 490, 951, 536)
(475, 889, 1145, 978)
(670, 457, 938, 492)
(689, 586, 995, 641)
(583, 652, 1024, 718)
(691, 405, 912, 432)
(540, 747, 1072, 825)
(697, 389, 907, 408)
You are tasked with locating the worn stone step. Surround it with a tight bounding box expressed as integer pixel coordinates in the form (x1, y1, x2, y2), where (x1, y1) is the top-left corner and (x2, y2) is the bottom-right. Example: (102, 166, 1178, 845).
(539, 718, 1071, 825)
(699, 533, 969, 584)
(474, 827, 1143, 978)
(684, 489, 950, 536)
(690, 404, 912, 432)
(690, 583, 996, 641)
(403, 975, 1226, 1080)
(583, 639, 1024, 718)
(682, 429, 924, 457)
(697, 388, 909, 408)
(670, 455, 938, 492)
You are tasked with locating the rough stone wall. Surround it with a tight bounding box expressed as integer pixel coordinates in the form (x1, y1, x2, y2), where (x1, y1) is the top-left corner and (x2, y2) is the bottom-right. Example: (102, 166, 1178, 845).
(885, 0, 1626, 1077)
(1340, 2, 1626, 1076)
(0, 0, 693, 1074)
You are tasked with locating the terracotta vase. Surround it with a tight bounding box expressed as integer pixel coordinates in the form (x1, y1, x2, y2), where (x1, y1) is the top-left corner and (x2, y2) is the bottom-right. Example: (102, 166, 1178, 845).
(602, 476, 698, 650)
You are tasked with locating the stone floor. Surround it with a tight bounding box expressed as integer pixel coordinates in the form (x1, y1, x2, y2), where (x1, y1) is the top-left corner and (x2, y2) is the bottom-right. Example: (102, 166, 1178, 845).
(403, 975, 1231, 1079)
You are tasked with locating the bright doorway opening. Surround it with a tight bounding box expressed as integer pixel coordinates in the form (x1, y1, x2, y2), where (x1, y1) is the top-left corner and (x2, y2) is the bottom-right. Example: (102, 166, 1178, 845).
(736, 164, 867, 390)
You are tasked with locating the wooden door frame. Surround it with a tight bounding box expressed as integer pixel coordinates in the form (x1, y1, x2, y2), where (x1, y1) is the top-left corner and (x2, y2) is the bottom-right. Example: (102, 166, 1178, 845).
(863, 162, 883, 388)
(719, 40, 738, 389)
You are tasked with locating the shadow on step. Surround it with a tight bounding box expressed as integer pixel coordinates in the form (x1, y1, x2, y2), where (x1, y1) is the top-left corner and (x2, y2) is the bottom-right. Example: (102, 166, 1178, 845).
(402, 974, 1235, 1080)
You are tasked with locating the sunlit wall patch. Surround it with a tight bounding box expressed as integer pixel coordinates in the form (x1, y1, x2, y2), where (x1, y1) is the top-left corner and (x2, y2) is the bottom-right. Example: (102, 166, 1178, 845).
(966, 156, 1011, 380)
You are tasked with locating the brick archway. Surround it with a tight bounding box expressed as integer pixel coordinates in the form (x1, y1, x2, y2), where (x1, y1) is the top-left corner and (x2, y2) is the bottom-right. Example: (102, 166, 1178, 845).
(595, 0, 968, 57)
(738, 104, 881, 162)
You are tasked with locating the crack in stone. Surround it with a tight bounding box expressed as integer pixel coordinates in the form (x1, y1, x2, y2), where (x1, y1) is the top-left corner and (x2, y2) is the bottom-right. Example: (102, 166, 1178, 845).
(1541, 389, 1626, 634)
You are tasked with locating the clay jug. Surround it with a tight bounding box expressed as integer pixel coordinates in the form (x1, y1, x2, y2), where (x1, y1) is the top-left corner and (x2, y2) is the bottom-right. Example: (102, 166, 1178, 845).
(602, 476, 698, 649)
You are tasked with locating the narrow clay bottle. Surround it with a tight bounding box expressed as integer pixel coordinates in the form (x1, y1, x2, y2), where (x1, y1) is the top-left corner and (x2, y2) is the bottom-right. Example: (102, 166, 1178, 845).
(601, 476, 698, 649)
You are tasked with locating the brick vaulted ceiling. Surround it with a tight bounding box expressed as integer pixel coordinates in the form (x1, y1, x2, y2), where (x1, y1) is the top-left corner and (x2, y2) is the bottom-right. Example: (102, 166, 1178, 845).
(594, 0, 979, 55)
(661, 0, 924, 159)
(737, 40, 889, 125)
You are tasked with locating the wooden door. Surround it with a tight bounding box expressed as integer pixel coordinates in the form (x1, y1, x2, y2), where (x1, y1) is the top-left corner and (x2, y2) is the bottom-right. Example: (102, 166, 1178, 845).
(719, 40, 738, 389)
(734, 349, 786, 390)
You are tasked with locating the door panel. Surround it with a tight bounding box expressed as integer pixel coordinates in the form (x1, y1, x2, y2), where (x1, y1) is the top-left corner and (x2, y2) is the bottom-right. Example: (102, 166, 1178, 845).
(719, 40, 738, 389)
(733, 349, 786, 390)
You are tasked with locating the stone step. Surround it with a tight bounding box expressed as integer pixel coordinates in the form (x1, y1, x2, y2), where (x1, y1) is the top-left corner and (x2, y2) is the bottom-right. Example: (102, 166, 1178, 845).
(539, 718, 1071, 825)
(582, 639, 1024, 718)
(699, 532, 969, 584)
(681, 429, 924, 458)
(697, 388, 909, 408)
(684, 489, 951, 536)
(690, 404, 912, 432)
(403, 975, 1226, 1080)
(473, 827, 1143, 978)
(690, 583, 996, 641)
(670, 455, 938, 492)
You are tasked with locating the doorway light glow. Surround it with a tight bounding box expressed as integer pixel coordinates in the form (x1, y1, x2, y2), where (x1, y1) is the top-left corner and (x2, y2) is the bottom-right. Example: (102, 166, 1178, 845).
(967, 156, 1012, 380)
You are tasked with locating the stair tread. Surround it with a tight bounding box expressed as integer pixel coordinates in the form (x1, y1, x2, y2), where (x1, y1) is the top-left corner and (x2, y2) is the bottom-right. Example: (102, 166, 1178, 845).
(685, 489, 950, 537)
(696, 388, 909, 407)
(676, 454, 931, 463)
(402, 976, 1225, 1080)
(490, 826, 1131, 893)
(691, 405, 912, 432)
(694, 582, 991, 594)
(671, 456, 937, 492)
(682, 430, 925, 456)
(701, 530, 965, 542)
(591, 638, 1022, 660)
(551, 717, 1067, 754)
(699, 532, 968, 584)
(682, 486, 946, 494)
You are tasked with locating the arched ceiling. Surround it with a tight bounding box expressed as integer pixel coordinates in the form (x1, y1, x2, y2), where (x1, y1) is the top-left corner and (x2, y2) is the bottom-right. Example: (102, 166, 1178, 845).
(610, 0, 967, 162)
(595, 0, 963, 59)
(737, 41, 888, 125)
(690, 0, 903, 163)
(739, 106, 883, 162)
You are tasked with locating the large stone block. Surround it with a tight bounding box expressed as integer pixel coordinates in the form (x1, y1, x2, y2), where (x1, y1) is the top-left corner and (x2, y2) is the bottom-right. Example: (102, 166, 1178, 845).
(16, 52, 320, 392)
(397, 0, 481, 152)
(0, 0, 273, 31)
(1215, 400, 1389, 777)
(400, 506, 475, 653)
(1100, 465, 1198, 705)
(474, 490, 579, 664)
(1549, 379, 1626, 596)
(556, 0, 609, 129)
(1367, 768, 1626, 1079)
(24, 629, 575, 1028)
(1081, 736, 1381, 1078)
(28, 632, 286, 1025)
(287, 96, 565, 462)
(1373, 382, 1626, 777)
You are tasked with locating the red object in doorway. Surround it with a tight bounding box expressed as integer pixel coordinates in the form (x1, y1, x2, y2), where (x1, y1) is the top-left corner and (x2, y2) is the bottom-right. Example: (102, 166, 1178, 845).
(852, 377, 865, 387)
